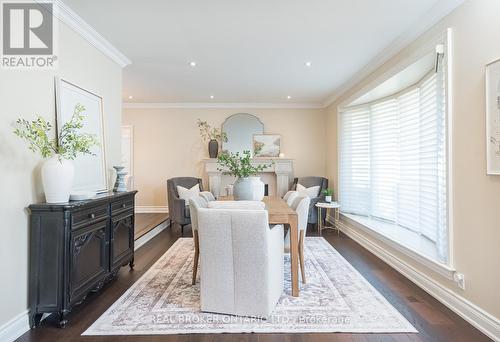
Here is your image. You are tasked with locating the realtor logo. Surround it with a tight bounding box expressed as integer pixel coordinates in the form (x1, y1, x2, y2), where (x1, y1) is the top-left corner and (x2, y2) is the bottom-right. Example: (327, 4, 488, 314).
(1, 1, 57, 68)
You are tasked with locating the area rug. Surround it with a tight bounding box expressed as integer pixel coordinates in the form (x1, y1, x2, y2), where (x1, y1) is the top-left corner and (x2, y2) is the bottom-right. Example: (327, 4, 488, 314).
(83, 237, 417, 335)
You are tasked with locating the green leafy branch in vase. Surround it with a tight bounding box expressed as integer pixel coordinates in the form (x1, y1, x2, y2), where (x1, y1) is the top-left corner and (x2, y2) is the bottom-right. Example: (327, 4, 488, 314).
(197, 119, 228, 143)
(13, 104, 99, 160)
(217, 150, 273, 178)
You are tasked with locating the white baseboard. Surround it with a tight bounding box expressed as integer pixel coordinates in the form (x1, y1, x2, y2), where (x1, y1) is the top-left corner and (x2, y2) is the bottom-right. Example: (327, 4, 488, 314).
(135, 206, 169, 214)
(0, 310, 29, 342)
(134, 219, 170, 251)
(337, 220, 500, 341)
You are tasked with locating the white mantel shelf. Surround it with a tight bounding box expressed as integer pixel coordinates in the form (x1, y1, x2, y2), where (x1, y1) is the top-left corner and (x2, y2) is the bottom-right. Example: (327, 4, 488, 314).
(203, 158, 294, 198)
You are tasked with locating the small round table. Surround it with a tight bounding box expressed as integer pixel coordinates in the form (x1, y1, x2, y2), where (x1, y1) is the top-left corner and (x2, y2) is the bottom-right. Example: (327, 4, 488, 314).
(316, 202, 341, 236)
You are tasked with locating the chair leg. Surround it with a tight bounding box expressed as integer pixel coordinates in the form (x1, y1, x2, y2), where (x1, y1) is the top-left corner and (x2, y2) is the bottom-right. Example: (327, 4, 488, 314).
(181, 224, 184, 236)
(192, 230, 199, 285)
(299, 230, 306, 284)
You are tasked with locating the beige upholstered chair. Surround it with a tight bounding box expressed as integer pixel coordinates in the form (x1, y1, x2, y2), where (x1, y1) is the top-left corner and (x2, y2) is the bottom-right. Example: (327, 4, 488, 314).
(188, 196, 208, 285)
(284, 196, 311, 283)
(199, 191, 216, 202)
(285, 191, 299, 207)
(197, 207, 284, 317)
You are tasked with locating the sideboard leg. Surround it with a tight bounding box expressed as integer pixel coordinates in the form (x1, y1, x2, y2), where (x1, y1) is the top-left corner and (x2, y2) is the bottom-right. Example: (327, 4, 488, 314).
(30, 313, 43, 328)
(58, 312, 68, 328)
(129, 256, 135, 269)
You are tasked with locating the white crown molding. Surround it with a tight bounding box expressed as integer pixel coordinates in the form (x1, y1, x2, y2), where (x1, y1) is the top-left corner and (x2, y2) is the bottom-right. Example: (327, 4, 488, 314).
(321, 0, 465, 108)
(37, 0, 131, 67)
(336, 220, 500, 341)
(123, 102, 324, 109)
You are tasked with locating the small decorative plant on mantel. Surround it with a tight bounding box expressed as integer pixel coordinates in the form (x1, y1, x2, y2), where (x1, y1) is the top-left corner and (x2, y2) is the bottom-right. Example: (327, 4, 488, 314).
(217, 150, 273, 200)
(197, 119, 228, 158)
(321, 188, 334, 203)
(13, 104, 98, 203)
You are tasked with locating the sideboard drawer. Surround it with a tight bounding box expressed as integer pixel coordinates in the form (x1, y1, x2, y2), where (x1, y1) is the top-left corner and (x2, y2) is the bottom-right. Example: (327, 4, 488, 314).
(72, 205, 109, 229)
(111, 198, 134, 216)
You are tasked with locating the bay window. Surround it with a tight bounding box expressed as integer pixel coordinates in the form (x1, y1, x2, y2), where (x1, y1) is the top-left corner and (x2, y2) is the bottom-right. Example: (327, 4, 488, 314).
(339, 58, 448, 264)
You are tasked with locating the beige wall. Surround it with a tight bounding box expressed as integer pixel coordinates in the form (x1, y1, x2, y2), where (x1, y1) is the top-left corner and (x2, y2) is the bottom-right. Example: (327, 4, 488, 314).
(326, 0, 500, 320)
(123, 108, 327, 207)
(0, 24, 123, 327)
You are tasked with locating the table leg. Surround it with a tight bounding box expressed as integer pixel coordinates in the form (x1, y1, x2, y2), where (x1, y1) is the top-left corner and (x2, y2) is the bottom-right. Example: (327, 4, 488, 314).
(317, 207, 322, 236)
(289, 214, 299, 297)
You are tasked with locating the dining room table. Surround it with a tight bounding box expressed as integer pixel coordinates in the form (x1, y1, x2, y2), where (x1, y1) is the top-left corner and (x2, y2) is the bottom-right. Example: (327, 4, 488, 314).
(218, 196, 300, 297)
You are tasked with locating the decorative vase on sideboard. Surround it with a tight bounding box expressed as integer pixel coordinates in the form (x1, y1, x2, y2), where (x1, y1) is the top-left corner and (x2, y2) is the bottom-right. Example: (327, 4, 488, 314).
(208, 139, 219, 158)
(233, 176, 264, 201)
(41, 156, 74, 203)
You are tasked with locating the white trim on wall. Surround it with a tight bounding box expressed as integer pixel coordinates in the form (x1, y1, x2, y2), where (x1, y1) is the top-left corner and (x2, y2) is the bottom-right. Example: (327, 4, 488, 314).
(122, 102, 324, 109)
(36, 0, 131, 67)
(322, 0, 465, 108)
(336, 219, 500, 342)
(0, 310, 29, 342)
(135, 206, 169, 214)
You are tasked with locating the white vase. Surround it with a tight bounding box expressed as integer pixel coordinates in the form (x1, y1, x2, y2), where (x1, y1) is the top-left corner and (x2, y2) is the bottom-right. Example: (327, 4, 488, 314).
(232, 176, 265, 201)
(325, 195, 332, 203)
(41, 156, 75, 203)
(249, 176, 265, 201)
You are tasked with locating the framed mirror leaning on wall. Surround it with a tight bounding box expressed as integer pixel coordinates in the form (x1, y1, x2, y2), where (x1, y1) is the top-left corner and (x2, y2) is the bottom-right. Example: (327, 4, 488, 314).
(222, 113, 264, 155)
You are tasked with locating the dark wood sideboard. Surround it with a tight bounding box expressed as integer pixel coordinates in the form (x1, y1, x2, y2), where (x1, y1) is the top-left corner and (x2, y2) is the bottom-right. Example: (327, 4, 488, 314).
(28, 190, 138, 328)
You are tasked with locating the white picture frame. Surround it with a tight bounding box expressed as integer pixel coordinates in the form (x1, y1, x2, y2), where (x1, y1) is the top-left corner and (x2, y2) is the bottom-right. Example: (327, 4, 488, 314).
(486, 59, 500, 175)
(253, 134, 281, 157)
(121, 125, 134, 190)
(55, 77, 108, 192)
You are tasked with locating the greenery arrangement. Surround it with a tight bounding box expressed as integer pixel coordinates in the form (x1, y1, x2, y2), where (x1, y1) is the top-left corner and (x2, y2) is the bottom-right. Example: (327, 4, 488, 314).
(13, 104, 98, 160)
(321, 188, 334, 196)
(217, 150, 272, 178)
(197, 119, 228, 142)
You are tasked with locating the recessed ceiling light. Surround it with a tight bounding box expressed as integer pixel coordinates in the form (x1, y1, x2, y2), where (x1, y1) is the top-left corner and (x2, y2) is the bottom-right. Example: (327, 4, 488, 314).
(210, 95, 215, 99)
(287, 95, 292, 99)
(189, 61, 197, 67)
(128, 95, 133, 99)
(305, 61, 312, 67)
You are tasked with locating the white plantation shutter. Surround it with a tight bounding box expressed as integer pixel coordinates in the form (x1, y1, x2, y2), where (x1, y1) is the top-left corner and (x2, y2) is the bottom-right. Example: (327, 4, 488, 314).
(339, 107, 370, 215)
(370, 99, 399, 222)
(339, 60, 448, 263)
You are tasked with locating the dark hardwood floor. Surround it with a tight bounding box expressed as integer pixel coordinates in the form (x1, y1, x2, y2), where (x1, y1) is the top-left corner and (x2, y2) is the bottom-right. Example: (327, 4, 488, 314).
(134, 213, 169, 240)
(18, 222, 491, 342)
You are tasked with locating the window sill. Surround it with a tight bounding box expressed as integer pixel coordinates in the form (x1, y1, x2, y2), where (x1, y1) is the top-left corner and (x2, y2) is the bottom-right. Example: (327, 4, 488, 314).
(337, 213, 456, 280)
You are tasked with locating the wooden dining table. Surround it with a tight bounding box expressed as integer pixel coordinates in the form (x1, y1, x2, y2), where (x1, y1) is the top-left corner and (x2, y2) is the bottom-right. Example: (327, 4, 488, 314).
(219, 196, 300, 297)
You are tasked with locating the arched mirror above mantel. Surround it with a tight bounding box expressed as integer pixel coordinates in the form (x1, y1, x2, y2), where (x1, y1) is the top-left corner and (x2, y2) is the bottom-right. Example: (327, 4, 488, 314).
(222, 113, 264, 155)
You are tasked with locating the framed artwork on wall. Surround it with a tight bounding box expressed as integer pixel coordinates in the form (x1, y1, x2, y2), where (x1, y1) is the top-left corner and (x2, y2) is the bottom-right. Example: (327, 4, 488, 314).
(55, 77, 108, 192)
(253, 134, 281, 157)
(486, 59, 500, 175)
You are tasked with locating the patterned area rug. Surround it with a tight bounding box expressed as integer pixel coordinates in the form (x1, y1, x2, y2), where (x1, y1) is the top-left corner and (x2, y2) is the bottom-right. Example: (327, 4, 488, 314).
(84, 237, 417, 335)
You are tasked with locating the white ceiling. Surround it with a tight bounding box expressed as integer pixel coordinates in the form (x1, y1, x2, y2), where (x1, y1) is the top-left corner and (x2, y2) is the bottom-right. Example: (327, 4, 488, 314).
(63, 0, 462, 105)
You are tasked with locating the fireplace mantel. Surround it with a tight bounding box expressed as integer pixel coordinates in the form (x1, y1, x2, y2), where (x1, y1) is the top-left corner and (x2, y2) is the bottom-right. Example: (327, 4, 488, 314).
(202, 158, 294, 198)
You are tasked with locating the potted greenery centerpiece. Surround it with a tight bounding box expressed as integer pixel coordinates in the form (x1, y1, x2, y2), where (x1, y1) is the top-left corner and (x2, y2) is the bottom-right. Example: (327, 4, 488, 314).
(197, 119, 228, 158)
(217, 150, 272, 200)
(322, 188, 334, 203)
(14, 104, 98, 203)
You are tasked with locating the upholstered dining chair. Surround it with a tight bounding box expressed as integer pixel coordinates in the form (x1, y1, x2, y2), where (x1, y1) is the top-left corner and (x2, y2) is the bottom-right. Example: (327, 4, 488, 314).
(284, 195, 311, 283)
(197, 207, 284, 317)
(292, 177, 328, 224)
(284, 191, 299, 207)
(199, 191, 216, 202)
(188, 196, 208, 285)
(167, 177, 204, 236)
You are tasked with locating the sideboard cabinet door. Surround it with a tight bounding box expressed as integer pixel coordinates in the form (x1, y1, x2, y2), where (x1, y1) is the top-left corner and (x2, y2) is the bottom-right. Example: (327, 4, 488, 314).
(110, 211, 134, 270)
(70, 220, 109, 304)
